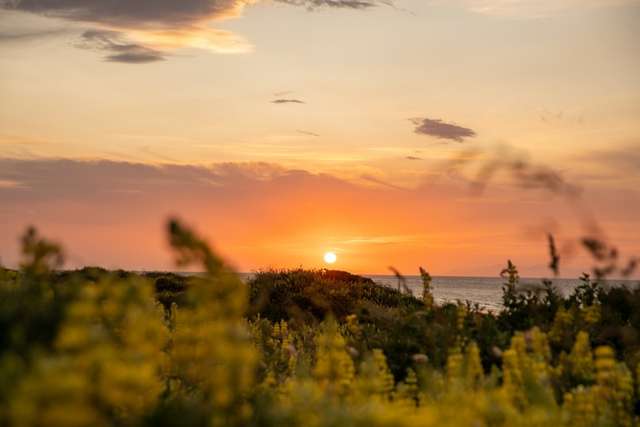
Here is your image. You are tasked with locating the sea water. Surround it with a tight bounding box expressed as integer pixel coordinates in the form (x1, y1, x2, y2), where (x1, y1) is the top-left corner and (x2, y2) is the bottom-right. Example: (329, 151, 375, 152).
(366, 275, 636, 312)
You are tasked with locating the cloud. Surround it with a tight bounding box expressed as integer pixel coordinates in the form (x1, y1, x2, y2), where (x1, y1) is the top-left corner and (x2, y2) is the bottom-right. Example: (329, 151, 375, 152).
(1, 0, 388, 62)
(578, 143, 640, 174)
(337, 234, 420, 245)
(78, 29, 165, 63)
(1, 0, 256, 60)
(360, 174, 408, 190)
(447, 0, 633, 18)
(1, 0, 253, 28)
(0, 158, 455, 272)
(274, 0, 391, 9)
(0, 27, 71, 41)
(0, 9, 76, 42)
(297, 130, 320, 137)
(1, 157, 637, 276)
(272, 99, 306, 104)
(539, 109, 584, 126)
(0, 0, 392, 27)
(411, 117, 477, 142)
(406, 156, 423, 161)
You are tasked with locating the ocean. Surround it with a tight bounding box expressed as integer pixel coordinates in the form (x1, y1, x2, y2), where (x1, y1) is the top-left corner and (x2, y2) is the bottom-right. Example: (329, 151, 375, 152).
(365, 275, 637, 312)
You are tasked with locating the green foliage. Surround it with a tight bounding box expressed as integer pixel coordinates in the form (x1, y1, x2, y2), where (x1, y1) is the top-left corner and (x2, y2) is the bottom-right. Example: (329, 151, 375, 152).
(1, 226, 640, 426)
(247, 269, 422, 323)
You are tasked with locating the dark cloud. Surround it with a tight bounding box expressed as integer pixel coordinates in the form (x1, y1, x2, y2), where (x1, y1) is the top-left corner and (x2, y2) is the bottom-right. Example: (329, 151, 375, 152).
(271, 99, 306, 104)
(1, 0, 389, 28)
(406, 156, 422, 161)
(77, 29, 165, 63)
(1, 0, 249, 28)
(274, 0, 391, 9)
(1, 0, 388, 63)
(411, 117, 477, 142)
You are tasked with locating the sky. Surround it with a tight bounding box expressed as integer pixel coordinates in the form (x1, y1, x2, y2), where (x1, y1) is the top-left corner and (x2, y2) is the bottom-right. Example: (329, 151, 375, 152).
(1, 0, 639, 276)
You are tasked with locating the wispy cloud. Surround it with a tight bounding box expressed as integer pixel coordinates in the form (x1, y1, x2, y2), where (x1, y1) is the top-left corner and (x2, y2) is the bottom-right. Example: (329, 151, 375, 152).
(447, 0, 633, 18)
(578, 143, 640, 174)
(411, 117, 476, 142)
(272, 99, 306, 104)
(360, 174, 409, 190)
(297, 130, 320, 137)
(78, 29, 166, 63)
(274, 0, 393, 9)
(0, 27, 71, 41)
(539, 108, 584, 126)
(337, 234, 421, 245)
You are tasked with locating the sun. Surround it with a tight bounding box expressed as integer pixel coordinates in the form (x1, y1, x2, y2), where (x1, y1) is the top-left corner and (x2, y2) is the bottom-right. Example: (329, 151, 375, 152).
(323, 251, 337, 265)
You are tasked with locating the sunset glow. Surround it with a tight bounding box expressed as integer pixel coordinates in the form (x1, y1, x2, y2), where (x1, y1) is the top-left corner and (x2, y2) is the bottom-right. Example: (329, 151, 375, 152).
(0, 1, 639, 277)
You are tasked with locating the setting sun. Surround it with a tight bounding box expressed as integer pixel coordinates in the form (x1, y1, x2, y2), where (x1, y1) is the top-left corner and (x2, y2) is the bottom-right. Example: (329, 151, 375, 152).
(323, 251, 337, 265)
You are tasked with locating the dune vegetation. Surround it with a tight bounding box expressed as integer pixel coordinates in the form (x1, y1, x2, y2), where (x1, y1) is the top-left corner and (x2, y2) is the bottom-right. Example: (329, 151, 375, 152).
(1, 221, 640, 426)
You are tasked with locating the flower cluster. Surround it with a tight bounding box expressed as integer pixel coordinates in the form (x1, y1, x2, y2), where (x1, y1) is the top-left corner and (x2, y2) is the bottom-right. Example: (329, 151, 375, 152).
(1, 225, 639, 427)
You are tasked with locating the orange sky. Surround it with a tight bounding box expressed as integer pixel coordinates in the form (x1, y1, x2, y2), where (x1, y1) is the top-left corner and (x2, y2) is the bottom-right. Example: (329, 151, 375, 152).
(1, 1, 639, 276)
(1, 157, 638, 277)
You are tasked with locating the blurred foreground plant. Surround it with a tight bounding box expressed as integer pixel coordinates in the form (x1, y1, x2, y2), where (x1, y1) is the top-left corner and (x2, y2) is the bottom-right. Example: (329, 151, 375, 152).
(1, 223, 639, 427)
